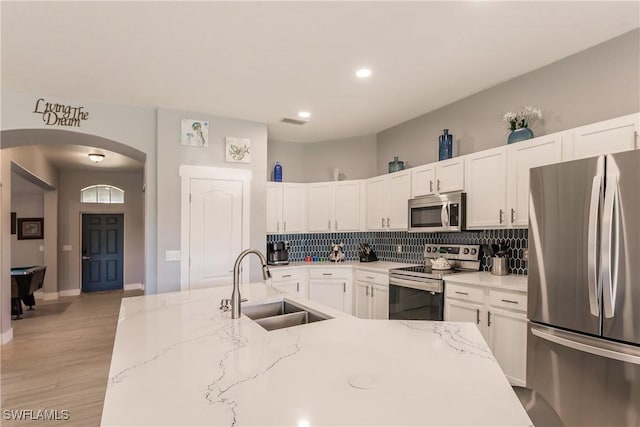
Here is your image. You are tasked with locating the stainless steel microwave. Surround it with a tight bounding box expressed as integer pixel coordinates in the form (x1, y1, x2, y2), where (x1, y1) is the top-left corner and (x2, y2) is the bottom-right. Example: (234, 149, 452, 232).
(408, 192, 466, 232)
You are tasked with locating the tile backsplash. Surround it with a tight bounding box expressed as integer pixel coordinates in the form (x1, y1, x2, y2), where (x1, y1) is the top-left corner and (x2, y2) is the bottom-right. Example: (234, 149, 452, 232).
(267, 229, 528, 275)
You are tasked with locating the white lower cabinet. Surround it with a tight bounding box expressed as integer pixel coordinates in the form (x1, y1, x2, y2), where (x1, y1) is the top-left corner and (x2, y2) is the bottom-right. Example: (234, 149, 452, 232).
(445, 281, 527, 386)
(354, 270, 389, 319)
(269, 268, 307, 299)
(307, 268, 352, 314)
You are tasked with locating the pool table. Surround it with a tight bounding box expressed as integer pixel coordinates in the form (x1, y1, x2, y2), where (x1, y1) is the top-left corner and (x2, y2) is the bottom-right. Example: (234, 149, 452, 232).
(11, 265, 46, 318)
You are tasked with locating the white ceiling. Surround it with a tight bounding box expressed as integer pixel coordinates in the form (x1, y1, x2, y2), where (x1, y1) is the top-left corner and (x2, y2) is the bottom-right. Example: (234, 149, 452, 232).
(2, 1, 638, 143)
(33, 144, 144, 172)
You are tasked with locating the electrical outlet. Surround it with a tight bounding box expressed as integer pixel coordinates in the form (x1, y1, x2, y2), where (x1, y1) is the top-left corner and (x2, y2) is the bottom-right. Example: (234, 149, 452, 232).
(396, 245, 402, 254)
(523, 248, 529, 262)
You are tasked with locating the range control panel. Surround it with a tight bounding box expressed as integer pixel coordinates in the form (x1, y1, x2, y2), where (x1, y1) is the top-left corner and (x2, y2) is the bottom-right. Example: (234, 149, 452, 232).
(423, 244, 480, 261)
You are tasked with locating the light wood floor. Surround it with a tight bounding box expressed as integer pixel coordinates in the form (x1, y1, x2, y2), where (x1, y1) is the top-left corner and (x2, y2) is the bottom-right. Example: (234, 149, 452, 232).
(1, 290, 143, 426)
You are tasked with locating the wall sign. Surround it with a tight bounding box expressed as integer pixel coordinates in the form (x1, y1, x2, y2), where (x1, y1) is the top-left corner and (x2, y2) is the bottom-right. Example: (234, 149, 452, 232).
(33, 98, 89, 127)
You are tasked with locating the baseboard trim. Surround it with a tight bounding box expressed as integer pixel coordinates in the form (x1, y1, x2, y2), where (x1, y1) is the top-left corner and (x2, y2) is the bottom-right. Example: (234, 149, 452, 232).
(34, 290, 45, 300)
(124, 283, 143, 291)
(43, 292, 60, 300)
(1, 328, 14, 345)
(59, 289, 81, 297)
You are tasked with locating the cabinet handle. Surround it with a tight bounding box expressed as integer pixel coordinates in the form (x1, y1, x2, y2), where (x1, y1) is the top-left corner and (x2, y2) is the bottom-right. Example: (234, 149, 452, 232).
(476, 308, 480, 324)
(296, 282, 300, 292)
(510, 208, 515, 224)
(328, 220, 331, 230)
(282, 274, 292, 278)
(322, 273, 333, 276)
(366, 276, 374, 280)
(343, 282, 346, 293)
(501, 299, 519, 305)
(455, 291, 469, 295)
(429, 180, 433, 193)
(499, 209, 504, 224)
(437, 179, 441, 191)
(335, 219, 338, 230)
(488, 311, 492, 327)
(381, 217, 385, 228)
(386, 217, 390, 228)
(366, 286, 369, 296)
(277, 222, 280, 233)
(284, 221, 287, 232)
(371, 286, 375, 297)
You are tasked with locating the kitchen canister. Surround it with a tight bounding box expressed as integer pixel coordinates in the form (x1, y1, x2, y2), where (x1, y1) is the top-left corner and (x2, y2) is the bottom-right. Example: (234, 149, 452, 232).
(491, 257, 509, 276)
(273, 161, 283, 182)
(388, 156, 405, 173)
(439, 129, 454, 161)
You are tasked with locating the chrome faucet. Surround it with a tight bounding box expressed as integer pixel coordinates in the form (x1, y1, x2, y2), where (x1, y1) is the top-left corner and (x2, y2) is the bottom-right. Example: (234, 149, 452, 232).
(230, 249, 271, 319)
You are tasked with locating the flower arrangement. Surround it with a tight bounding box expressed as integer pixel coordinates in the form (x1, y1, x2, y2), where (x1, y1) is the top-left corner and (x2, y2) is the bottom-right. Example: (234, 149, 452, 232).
(503, 106, 542, 131)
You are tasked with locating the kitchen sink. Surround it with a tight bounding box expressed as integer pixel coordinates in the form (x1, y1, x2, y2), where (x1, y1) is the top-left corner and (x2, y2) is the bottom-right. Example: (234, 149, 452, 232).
(242, 300, 331, 331)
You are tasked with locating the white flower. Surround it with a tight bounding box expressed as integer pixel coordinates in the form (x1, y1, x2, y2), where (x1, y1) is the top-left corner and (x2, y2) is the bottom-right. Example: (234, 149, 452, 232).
(503, 112, 516, 122)
(503, 106, 542, 129)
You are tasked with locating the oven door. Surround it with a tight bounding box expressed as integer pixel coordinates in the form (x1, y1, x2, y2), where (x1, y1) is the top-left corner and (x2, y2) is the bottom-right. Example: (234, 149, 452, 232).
(388, 278, 444, 321)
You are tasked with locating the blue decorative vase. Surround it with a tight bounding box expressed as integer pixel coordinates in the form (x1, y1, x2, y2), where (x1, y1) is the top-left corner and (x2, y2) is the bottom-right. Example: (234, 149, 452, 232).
(438, 129, 453, 160)
(274, 161, 283, 182)
(508, 127, 534, 144)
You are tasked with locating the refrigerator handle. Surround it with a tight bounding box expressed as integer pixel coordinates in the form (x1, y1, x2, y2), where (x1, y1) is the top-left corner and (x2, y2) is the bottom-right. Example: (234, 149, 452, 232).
(531, 326, 640, 365)
(587, 173, 602, 317)
(601, 168, 620, 319)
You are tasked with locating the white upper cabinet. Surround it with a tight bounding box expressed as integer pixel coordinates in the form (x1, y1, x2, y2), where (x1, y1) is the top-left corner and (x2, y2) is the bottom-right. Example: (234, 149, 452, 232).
(267, 183, 307, 234)
(308, 181, 362, 232)
(366, 170, 411, 231)
(411, 158, 464, 198)
(506, 133, 564, 227)
(566, 113, 639, 160)
(465, 147, 508, 228)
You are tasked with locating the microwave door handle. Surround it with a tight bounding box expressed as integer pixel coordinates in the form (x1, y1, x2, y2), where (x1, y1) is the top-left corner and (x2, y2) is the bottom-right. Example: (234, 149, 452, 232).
(602, 168, 620, 318)
(587, 163, 603, 317)
(441, 202, 450, 228)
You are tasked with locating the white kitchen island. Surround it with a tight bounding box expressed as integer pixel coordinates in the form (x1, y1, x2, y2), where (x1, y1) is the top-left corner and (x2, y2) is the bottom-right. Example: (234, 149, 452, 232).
(101, 282, 532, 427)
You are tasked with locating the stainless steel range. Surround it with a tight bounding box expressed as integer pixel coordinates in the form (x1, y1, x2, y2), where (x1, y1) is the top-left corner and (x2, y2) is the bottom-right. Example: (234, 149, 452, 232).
(388, 244, 481, 320)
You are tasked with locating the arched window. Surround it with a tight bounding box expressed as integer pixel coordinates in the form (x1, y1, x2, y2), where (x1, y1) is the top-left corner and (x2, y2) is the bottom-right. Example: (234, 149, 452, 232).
(81, 185, 125, 204)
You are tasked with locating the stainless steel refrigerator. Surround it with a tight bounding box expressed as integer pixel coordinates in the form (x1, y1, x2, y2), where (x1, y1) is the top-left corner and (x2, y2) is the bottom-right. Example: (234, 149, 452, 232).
(527, 149, 640, 427)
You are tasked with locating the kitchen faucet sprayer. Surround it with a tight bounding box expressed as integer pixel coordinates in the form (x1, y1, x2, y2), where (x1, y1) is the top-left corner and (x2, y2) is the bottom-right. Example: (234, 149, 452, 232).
(230, 249, 271, 319)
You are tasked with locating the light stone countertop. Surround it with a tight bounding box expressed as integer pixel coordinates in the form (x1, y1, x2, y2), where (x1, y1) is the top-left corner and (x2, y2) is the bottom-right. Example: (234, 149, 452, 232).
(268, 260, 418, 274)
(445, 271, 528, 292)
(101, 282, 532, 427)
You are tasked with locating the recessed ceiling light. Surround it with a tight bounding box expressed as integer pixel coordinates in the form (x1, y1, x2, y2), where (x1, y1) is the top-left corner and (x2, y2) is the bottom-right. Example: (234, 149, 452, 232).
(355, 68, 372, 78)
(88, 153, 105, 163)
(298, 111, 311, 119)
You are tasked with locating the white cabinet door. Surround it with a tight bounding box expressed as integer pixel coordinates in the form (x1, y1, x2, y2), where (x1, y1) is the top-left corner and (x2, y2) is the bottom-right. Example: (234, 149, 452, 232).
(488, 308, 528, 387)
(388, 171, 411, 230)
(308, 280, 346, 312)
(411, 164, 436, 197)
(465, 147, 508, 228)
(266, 183, 282, 234)
(307, 183, 333, 232)
(366, 176, 388, 230)
(371, 284, 389, 320)
(334, 181, 360, 231)
(272, 280, 305, 298)
(435, 158, 464, 194)
(570, 113, 638, 160)
(354, 281, 371, 319)
(282, 183, 306, 233)
(445, 298, 485, 339)
(507, 134, 563, 227)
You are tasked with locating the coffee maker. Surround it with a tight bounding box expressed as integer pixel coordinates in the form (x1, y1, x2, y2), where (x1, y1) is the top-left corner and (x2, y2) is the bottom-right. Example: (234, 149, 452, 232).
(267, 241, 290, 265)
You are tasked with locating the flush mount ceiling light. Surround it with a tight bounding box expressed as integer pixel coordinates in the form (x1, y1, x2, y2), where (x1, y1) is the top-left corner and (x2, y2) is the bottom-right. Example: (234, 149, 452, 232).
(88, 153, 105, 163)
(355, 68, 373, 78)
(297, 111, 311, 119)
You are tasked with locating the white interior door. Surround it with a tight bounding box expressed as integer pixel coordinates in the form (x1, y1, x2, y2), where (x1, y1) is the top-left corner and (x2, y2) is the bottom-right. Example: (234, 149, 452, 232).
(189, 178, 243, 289)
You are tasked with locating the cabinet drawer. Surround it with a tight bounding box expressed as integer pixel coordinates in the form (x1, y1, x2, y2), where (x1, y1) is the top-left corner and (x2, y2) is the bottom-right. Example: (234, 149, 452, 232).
(445, 283, 484, 303)
(270, 268, 305, 282)
(489, 290, 527, 312)
(308, 268, 351, 279)
(354, 270, 388, 286)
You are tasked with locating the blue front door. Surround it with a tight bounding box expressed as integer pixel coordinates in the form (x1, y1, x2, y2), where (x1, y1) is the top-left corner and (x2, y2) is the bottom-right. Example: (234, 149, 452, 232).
(82, 214, 124, 292)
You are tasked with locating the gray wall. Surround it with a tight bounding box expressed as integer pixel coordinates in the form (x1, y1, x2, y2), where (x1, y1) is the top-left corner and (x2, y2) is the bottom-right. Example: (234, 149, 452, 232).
(57, 170, 144, 291)
(377, 29, 640, 174)
(156, 108, 268, 292)
(268, 134, 378, 183)
(10, 193, 44, 267)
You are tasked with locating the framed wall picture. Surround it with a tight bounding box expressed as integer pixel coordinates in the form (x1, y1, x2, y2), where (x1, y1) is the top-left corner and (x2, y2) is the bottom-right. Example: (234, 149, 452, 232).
(17, 218, 44, 240)
(225, 137, 251, 163)
(11, 212, 16, 235)
(180, 119, 209, 147)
